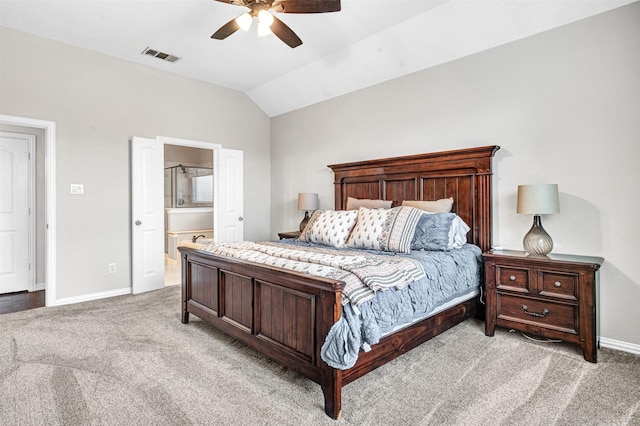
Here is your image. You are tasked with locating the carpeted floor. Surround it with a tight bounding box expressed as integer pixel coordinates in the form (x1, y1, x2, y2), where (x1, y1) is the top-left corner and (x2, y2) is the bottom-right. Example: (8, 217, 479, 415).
(1, 285, 639, 425)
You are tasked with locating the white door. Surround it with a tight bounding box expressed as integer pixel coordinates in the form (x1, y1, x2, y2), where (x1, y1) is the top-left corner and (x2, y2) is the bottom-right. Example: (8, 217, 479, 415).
(217, 148, 244, 242)
(0, 133, 34, 293)
(131, 136, 164, 294)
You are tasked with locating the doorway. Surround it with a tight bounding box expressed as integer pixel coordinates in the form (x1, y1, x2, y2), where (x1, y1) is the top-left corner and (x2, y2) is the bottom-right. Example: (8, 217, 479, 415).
(131, 135, 243, 295)
(0, 114, 56, 308)
(163, 144, 214, 286)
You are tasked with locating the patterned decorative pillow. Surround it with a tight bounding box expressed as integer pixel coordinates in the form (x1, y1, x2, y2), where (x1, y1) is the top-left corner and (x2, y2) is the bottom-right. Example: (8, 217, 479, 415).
(345, 197, 393, 210)
(402, 198, 454, 213)
(297, 209, 358, 248)
(346, 206, 424, 253)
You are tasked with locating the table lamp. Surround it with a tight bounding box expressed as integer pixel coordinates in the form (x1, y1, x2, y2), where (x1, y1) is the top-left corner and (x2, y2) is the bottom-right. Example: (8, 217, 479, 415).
(516, 184, 559, 256)
(297, 193, 319, 232)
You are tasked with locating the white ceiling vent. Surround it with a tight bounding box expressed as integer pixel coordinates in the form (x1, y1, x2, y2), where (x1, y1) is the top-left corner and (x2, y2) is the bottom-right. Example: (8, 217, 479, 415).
(141, 47, 181, 63)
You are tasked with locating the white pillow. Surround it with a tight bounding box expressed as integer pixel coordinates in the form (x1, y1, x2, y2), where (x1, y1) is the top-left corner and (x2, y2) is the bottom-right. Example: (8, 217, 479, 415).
(448, 215, 471, 249)
(346, 206, 424, 254)
(297, 209, 358, 248)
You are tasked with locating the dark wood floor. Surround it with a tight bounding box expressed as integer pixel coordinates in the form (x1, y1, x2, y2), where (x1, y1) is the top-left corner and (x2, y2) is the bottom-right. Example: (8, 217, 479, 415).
(0, 290, 45, 315)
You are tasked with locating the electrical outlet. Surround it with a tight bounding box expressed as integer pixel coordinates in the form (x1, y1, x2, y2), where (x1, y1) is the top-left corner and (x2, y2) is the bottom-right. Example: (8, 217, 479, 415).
(108, 263, 116, 274)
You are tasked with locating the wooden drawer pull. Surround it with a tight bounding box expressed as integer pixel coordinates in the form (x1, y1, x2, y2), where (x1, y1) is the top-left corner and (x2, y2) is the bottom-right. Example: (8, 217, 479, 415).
(554, 281, 562, 287)
(509, 275, 516, 281)
(521, 305, 550, 318)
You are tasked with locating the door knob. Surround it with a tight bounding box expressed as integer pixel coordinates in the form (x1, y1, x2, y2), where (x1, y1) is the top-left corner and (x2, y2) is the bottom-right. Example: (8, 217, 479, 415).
(238, 217, 244, 222)
(135, 220, 142, 226)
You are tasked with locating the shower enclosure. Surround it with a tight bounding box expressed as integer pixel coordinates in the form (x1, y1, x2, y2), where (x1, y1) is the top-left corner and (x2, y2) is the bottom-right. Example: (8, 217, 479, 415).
(164, 164, 213, 208)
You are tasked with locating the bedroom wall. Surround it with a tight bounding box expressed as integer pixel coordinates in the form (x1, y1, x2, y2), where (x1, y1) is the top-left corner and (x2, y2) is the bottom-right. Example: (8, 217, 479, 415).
(271, 4, 640, 348)
(0, 27, 271, 301)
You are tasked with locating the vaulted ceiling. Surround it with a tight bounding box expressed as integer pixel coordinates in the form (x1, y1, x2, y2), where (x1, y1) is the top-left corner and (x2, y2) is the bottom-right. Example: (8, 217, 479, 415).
(1, 0, 635, 117)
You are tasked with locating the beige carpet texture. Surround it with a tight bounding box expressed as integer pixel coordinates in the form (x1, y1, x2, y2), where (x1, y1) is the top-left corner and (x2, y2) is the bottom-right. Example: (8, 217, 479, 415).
(1, 285, 639, 425)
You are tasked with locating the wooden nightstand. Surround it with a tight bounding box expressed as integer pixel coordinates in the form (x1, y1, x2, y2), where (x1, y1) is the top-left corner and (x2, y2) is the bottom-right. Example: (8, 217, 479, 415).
(278, 231, 301, 240)
(483, 250, 603, 362)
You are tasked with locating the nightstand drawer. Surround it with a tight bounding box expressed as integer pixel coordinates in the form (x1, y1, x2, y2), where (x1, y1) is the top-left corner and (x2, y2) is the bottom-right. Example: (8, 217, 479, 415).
(496, 266, 530, 293)
(539, 271, 578, 300)
(497, 294, 577, 334)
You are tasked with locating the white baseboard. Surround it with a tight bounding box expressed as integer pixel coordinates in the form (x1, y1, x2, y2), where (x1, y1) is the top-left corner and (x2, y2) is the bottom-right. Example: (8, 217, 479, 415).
(54, 287, 131, 306)
(600, 337, 640, 356)
(35, 282, 45, 291)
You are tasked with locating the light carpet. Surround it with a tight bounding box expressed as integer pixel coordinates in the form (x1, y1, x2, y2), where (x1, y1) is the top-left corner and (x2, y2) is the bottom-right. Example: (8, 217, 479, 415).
(1, 285, 639, 425)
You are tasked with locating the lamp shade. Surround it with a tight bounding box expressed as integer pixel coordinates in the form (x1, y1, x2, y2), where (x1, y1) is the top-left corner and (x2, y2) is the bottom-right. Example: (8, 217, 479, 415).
(517, 184, 559, 215)
(297, 193, 319, 211)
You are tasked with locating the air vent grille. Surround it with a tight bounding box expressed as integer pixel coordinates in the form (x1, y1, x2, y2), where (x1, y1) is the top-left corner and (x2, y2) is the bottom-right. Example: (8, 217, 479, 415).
(141, 47, 181, 63)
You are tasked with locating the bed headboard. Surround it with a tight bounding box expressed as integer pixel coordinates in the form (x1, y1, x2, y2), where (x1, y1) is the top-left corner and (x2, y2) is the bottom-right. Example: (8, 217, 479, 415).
(328, 145, 500, 253)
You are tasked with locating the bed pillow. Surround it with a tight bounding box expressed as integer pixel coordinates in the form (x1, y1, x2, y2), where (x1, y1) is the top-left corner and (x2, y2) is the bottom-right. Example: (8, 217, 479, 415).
(346, 206, 424, 253)
(411, 213, 456, 251)
(449, 215, 471, 249)
(402, 198, 454, 213)
(297, 209, 358, 248)
(346, 197, 393, 210)
(411, 213, 471, 251)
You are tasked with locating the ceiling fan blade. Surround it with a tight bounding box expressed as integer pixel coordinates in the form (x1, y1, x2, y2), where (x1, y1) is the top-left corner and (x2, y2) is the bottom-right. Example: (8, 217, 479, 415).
(272, 0, 341, 14)
(211, 17, 241, 40)
(270, 15, 303, 48)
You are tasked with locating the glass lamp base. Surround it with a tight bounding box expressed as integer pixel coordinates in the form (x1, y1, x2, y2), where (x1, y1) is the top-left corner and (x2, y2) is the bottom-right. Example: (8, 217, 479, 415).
(523, 215, 553, 256)
(299, 211, 310, 232)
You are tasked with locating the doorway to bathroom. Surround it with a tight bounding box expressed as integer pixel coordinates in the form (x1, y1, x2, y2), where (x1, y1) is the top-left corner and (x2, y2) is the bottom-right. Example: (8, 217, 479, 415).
(131, 136, 243, 294)
(163, 144, 214, 286)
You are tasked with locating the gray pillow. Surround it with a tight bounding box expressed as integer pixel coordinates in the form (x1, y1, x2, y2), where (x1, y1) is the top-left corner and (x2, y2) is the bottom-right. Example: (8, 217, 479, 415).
(411, 213, 456, 251)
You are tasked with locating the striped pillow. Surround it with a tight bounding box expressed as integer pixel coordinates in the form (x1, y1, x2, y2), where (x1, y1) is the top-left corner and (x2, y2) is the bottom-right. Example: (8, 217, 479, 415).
(346, 206, 424, 253)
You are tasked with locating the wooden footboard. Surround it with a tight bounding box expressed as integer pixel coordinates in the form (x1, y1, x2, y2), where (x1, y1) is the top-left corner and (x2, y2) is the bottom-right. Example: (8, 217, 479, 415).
(179, 246, 346, 418)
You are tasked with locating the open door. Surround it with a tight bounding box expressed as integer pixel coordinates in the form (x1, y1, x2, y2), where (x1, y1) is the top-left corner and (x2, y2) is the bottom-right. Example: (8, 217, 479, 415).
(0, 132, 34, 293)
(216, 148, 244, 242)
(131, 136, 164, 294)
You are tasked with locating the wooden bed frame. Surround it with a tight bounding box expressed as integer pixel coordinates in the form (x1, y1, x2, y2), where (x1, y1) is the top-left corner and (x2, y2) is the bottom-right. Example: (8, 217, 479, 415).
(179, 145, 499, 419)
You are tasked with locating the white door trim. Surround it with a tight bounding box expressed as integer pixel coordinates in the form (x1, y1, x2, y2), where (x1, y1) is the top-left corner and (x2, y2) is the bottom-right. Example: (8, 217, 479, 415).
(0, 114, 56, 307)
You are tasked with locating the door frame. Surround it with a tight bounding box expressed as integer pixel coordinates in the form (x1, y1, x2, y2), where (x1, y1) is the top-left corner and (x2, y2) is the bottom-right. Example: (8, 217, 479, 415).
(0, 114, 57, 307)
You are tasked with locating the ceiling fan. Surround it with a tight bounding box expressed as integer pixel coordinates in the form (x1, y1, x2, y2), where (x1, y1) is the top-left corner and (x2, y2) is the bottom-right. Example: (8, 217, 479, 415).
(211, 0, 341, 48)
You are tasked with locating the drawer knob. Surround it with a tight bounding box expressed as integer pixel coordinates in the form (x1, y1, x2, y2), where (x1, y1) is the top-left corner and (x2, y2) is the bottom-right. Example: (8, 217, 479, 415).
(522, 305, 550, 318)
(554, 281, 562, 288)
(509, 275, 516, 282)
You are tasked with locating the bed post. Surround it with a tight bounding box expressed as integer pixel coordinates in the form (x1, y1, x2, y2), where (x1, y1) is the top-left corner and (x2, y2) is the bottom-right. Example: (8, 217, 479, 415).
(321, 367, 343, 419)
(180, 249, 189, 324)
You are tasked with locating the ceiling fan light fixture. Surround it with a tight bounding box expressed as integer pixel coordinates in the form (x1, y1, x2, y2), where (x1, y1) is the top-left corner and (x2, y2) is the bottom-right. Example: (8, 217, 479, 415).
(235, 12, 253, 31)
(257, 10, 274, 37)
(258, 9, 274, 28)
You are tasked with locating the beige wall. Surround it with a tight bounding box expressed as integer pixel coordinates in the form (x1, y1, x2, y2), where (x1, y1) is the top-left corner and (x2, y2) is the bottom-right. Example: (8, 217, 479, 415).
(0, 27, 271, 300)
(271, 4, 640, 347)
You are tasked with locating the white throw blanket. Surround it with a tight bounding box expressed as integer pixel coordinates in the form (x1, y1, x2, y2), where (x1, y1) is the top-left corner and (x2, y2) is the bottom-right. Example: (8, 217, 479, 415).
(201, 241, 426, 307)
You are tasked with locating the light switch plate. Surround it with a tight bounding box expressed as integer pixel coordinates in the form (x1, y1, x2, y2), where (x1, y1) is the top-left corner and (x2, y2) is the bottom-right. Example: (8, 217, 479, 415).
(70, 184, 84, 195)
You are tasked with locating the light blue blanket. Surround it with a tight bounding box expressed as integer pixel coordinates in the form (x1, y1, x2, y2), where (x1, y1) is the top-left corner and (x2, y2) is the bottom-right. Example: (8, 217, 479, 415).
(318, 244, 482, 369)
